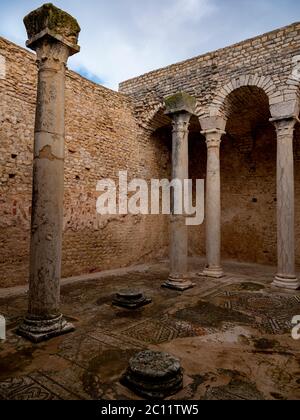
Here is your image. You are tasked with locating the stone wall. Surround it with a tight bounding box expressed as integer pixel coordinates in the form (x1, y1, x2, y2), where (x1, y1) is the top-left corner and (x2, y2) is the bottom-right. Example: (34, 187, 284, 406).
(119, 22, 300, 124)
(2, 22, 300, 288)
(0, 37, 169, 288)
(120, 22, 300, 268)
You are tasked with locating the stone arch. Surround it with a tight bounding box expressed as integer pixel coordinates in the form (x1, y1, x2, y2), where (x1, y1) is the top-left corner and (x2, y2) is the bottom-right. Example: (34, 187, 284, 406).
(144, 94, 201, 131)
(135, 102, 168, 131)
(207, 74, 279, 119)
(143, 102, 174, 132)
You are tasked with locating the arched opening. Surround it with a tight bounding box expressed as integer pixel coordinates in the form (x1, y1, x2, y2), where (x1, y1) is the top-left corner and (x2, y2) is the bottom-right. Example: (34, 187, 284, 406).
(221, 86, 277, 265)
(148, 108, 172, 179)
(140, 108, 173, 260)
(149, 111, 206, 261)
(188, 116, 206, 257)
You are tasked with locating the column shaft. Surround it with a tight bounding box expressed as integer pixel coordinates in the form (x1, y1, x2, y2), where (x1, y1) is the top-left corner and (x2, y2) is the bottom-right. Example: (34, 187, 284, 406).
(163, 112, 194, 291)
(28, 42, 68, 318)
(202, 130, 224, 278)
(18, 3, 81, 342)
(273, 118, 299, 290)
(170, 113, 189, 277)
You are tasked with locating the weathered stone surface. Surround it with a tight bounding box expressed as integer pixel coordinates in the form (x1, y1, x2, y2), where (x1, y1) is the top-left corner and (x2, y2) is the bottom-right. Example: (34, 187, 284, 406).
(0, 263, 300, 400)
(2, 21, 300, 289)
(24, 3, 81, 51)
(17, 4, 80, 342)
(113, 289, 152, 309)
(162, 111, 194, 291)
(272, 118, 300, 290)
(17, 315, 74, 343)
(201, 129, 225, 279)
(121, 350, 183, 399)
(164, 92, 196, 116)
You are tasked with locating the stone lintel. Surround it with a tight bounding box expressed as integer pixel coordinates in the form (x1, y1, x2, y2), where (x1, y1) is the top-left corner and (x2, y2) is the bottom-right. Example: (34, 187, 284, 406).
(164, 92, 196, 116)
(201, 128, 226, 136)
(199, 116, 227, 132)
(269, 115, 300, 124)
(24, 3, 80, 55)
(270, 100, 300, 121)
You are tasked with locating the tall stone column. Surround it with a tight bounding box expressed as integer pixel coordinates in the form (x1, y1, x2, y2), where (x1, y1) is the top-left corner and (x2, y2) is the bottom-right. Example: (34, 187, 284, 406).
(17, 4, 81, 342)
(272, 117, 300, 290)
(162, 93, 196, 291)
(202, 129, 225, 278)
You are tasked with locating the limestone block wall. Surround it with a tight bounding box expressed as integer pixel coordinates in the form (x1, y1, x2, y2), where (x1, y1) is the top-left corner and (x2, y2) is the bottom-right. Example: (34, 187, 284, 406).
(2, 22, 300, 288)
(119, 23, 300, 268)
(0, 37, 169, 288)
(119, 22, 300, 125)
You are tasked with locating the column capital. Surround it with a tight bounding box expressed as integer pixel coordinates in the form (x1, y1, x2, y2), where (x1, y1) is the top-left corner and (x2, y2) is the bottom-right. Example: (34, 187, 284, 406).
(164, 92, 196, 116)
(201, 128, 226, 148)
(24, 3, 81, 56)
(270, 116, 299, 137)
(171, 112, 192, 134)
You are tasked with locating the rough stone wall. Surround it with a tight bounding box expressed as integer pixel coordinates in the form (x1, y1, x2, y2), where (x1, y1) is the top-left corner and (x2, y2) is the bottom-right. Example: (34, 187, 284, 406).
(0, 37, 169, 288)
(2, 22, 300, 288)
(188, 127, 278, 265)
(119, 22, 300, 124)
(119, 23, 300, 268)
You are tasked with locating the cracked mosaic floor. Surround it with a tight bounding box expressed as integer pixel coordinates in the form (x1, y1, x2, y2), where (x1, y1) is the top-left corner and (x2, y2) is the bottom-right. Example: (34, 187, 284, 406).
(0, 259, 299, 400)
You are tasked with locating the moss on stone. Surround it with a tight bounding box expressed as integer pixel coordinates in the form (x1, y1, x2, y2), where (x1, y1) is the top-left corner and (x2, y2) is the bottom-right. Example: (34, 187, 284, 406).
(24, 3, 81, 44)
(164, 92, 196, 115)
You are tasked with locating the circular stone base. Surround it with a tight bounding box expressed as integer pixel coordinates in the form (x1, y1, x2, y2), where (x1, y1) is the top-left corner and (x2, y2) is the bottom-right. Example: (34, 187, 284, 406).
(121, 350, 183, 399)
(113, 289, 152, 309)
(17, 314, 75, 343)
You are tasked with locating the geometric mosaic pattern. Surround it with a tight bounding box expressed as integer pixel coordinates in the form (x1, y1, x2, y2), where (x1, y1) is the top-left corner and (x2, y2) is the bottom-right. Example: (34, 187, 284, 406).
(204, 380, 265, 401)
(212, 292, 300, 335)
(1, 267, 299, 400)
(0, 377, 58, 400)
(120, 318, 199, 344)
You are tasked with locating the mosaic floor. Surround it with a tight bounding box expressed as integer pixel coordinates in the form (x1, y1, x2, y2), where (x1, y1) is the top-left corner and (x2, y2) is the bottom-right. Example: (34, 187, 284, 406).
(0, 259, 299, 400)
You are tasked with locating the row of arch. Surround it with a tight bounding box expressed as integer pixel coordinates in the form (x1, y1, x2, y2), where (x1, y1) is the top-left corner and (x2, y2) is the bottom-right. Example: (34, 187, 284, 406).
(144, 73, 300, 131)
(146, 73, 300, 290)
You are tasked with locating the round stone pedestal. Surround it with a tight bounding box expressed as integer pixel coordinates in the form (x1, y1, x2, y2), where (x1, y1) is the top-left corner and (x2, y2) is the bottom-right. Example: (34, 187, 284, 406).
(17, 314, 74, 343)
(121, 350, 183, 399)
(113, 289, 151, 309)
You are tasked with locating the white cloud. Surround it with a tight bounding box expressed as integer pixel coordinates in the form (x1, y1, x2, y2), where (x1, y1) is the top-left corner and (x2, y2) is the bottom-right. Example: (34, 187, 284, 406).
(68, 0, 216, 89)
(0, 0, 300, 90)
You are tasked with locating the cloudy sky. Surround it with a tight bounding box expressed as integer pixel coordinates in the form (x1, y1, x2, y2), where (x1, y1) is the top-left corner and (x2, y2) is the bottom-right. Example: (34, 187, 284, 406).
(1, 0, 300, 90)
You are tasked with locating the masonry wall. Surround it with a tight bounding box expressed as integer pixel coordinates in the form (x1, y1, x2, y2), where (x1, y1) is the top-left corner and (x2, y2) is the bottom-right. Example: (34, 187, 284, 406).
(0, 37, 169, 288)
(119, 22, 300, 126)
(2, 23, 300, 289)
(120, 22, 300, 269)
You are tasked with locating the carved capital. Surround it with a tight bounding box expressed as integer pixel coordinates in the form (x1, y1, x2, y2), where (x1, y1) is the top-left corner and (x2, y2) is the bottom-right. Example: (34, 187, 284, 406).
(172, 112, 192, 134)
(271, 117, 298, 138)
(202, 128, 225, 148)
(24, 3, 80, 58)
(164, 92, 196, 116)
(35, 40, 71, 71)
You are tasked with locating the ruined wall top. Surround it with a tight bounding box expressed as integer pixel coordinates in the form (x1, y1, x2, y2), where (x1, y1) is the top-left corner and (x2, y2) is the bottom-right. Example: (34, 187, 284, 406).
(119, 22, 300, 127)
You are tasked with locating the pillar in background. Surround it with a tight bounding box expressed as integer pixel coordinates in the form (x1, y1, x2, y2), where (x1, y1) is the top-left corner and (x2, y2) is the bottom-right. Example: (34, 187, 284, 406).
(17, 4, 81, 342)
(202, 128, 225, 278)
(162, 92, 196, 291)
(272, 117, 300, 290)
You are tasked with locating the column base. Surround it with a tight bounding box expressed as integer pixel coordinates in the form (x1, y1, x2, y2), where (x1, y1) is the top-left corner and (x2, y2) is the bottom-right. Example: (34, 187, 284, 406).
(162, 276, 195, 292)
(200, 266, 224, 279)
(17, 314, 75, 343)
(272, 275, 300, 291)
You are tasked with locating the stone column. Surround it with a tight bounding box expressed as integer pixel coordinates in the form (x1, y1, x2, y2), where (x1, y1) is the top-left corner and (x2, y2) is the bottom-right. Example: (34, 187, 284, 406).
(162, 93, 196, 291)
(202, 129, 225, 278)
(17, 4, 81, 342)
(272, 117, 300, 290)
